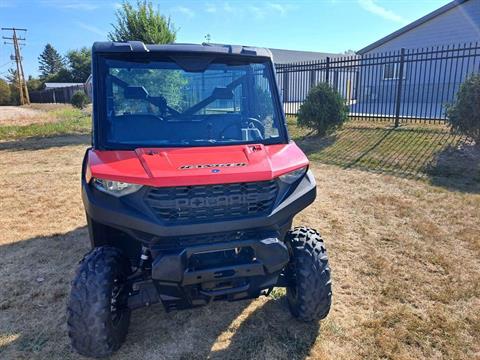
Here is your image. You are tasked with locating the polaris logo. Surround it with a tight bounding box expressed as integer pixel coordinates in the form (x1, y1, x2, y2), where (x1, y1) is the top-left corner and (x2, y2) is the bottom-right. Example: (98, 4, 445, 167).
(179, 162, 247, 170)
(175, 194, 259, 208)
(156, 192, 272, 209)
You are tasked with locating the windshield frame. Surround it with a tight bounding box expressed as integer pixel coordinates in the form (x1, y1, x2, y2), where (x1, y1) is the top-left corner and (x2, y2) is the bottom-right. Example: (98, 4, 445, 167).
(92, 51, 289, 150)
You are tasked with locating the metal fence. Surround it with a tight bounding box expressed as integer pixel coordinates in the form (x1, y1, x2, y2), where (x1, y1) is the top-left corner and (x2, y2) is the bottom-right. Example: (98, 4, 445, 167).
(275, 42, 480, 125)
(30, 85, 85, 104)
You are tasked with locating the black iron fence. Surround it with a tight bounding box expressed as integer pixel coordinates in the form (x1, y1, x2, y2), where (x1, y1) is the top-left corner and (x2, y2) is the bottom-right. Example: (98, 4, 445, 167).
(30, 84, 85, 104)
(275, 42, 480, 125)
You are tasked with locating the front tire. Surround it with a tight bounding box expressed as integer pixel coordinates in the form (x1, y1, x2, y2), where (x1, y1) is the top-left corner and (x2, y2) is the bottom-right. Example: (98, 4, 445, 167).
(285, 227, 332, 321)
(67, 246, 132, 358)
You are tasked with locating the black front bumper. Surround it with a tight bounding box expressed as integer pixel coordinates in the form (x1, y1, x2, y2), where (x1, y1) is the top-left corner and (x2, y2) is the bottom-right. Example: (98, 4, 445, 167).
(140, 235, 290, 310)
(151, 237, 289, 284)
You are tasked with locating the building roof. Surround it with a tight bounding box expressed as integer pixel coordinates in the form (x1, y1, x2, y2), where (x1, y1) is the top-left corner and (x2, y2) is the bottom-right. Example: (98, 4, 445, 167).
(268, 48, 340, 64)
(44, 82, 84, 89)
(357, 0, 470, 54)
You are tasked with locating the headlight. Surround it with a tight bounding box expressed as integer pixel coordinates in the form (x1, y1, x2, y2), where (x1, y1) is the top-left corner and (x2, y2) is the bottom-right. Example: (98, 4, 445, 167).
(279, 166, 308, 184)
(92, 178, 143, 197)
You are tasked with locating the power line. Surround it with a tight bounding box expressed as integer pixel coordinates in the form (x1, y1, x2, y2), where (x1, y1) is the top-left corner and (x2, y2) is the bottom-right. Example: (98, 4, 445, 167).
(1, 27, 29, 105)
(0, 60, 13, 69)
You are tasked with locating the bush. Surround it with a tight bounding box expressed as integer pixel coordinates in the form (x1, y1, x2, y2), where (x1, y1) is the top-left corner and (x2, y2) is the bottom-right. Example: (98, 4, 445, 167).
(0, 79, 11, 105)
(297, 83, 348, 136)
(71, 90, 89, 109)
(9, 84, 19, 105)
(446, 74, 480, 145)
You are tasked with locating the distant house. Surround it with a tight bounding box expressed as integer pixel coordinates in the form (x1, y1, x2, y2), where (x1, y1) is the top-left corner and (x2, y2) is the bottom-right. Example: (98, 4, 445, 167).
(268, 48, 339, 64)
(269, 48, 343, 108)
(44, 82, 84, 89)
(357, 0, 480, 54)
(30, 82, 86, 104)
(353, 0, 480, 118)
(85, 75, 93, 100)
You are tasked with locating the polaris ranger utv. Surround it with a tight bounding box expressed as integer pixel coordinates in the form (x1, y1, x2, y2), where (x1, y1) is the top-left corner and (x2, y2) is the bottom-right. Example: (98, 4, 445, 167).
(67, 41, 332, 358)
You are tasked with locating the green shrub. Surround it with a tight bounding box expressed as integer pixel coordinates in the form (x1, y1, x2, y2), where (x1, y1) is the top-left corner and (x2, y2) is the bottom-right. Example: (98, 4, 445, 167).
(0, 79, 11, 105)
(297, 82, 348, 136)
(446, 74, 480, 145)
(9, 84, 20, 105)
(71, 90, 89, 109)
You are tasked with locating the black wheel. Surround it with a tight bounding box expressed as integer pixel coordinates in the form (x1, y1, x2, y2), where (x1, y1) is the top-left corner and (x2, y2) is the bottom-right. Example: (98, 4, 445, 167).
(285, 226, 332, 321)
(67, 246, 132, 358)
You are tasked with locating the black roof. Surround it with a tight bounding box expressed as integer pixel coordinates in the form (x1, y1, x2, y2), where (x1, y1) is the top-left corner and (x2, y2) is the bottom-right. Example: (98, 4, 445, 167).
(92, 41, 273, 58)
(357, 0, 470, 54)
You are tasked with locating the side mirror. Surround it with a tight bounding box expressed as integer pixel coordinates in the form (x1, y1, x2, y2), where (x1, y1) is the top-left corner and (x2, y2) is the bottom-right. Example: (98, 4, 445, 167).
(124, 86, 149, 100)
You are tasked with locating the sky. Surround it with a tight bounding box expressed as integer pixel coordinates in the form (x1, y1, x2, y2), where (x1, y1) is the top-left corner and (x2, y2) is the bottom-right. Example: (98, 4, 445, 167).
(0, 0, 452, 79)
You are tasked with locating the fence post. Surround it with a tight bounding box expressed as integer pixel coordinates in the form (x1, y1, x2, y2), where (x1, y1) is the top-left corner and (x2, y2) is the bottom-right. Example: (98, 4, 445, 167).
(310, 69, 316, 89)
(394, 48, 405, 127)
(325, 57, 330, 84)
(282, 70, 289, 102)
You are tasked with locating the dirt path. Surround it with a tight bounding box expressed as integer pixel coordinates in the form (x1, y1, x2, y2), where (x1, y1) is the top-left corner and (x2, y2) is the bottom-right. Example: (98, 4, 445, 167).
(0, 136, 479, 359)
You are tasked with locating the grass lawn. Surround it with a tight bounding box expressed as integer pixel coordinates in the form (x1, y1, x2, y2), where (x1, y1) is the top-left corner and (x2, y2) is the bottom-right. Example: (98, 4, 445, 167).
(0, 136, 478, 359)
(288, 117, 479, 187)
(0, 108, 479, 359)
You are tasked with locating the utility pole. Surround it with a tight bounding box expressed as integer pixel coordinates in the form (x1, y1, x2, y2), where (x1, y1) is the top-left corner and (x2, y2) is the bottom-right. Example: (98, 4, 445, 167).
(2, 27, 30, 105)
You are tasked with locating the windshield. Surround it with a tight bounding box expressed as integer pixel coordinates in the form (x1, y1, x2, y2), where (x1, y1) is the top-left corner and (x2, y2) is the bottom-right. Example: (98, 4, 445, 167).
(99, 56, 286, 147)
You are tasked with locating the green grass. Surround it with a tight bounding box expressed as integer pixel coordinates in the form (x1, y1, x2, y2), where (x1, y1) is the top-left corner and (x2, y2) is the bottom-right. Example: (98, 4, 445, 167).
(0, 108, 91, 140)
(288, 117, 470, 178)
(286, 116, 312, 139)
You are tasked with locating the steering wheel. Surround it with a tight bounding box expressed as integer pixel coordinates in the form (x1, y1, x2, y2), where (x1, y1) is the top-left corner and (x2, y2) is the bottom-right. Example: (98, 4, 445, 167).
(219, 117, 265, 140)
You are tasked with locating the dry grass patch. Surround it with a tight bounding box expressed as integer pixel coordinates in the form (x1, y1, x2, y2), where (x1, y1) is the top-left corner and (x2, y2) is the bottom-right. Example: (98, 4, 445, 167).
(0, 106, 55, 126)
(0, 104, 76, 126)
(0, 136, 479, 359)
(0, 105, 91, 140)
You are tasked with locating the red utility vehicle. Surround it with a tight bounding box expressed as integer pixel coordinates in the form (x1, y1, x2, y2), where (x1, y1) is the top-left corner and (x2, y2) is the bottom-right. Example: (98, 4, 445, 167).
(67, 41, 332, 358)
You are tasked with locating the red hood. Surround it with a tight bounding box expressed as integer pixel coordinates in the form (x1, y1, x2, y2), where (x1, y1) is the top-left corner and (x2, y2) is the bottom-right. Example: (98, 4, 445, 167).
(88, 142, 309, 187)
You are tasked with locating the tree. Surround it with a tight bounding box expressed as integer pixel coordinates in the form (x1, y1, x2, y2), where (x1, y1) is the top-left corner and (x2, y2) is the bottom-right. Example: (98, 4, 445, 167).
(446, 73, 480, 146)
(108, 0, 176, 44)
(111, 68, 188, 112)
(0, 79, 11, 105)
(297, 83, 349, 136)
(46, 68, 73, 83)
(27, 76, 43, 92)
(5, 68, 18, 84)
(38, 44, 65, 78)
(108, 1, 184, 110)
(6, 69, 19, 105)
(66, 47, 91, 83)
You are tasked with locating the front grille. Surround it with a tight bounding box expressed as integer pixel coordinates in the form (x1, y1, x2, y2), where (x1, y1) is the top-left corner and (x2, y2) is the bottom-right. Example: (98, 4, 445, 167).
(145, 180, 278, 224)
